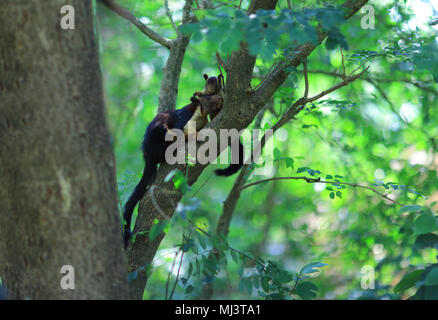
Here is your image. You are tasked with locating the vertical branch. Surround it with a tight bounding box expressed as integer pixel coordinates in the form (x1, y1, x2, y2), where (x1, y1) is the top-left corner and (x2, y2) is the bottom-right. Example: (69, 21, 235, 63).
(158, 0, 194, 113)
(303, 59, 309, 99)
(164, 0, 179, 35)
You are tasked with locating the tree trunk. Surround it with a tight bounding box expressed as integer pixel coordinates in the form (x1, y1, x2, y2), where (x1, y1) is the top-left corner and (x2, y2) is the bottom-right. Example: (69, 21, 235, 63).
(0, 0, 128, 299)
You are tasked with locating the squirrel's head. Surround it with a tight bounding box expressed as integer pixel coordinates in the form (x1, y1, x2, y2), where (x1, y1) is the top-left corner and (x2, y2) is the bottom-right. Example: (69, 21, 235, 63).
(203, 73, 223, 95)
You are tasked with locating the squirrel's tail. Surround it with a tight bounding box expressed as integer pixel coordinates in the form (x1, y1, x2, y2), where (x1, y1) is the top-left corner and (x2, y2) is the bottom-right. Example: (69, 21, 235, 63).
(215, 140, 244, 177)
(123, 163, 157, 248)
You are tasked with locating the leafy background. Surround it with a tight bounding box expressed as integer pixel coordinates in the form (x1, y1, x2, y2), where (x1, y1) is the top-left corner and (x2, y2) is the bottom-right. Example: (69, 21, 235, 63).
(96, 0, 438, 299)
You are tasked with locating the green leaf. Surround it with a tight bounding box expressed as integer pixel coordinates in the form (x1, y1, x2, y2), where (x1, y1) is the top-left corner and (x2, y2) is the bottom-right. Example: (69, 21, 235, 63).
(325, 28, 349, 50)
(211, 234, 228, 251)
(198, 234, 207, 250)
(414, 233, 438, 249)
(413, 42, 438, 83)
(325, 36, 338, 50)
(261, 276, 270, 292)
(266, 293, 285, 300)
(425, 267, 438, 286)
(173, 173, 189, 192)
(240, 277, 253, 295)
(295, 281, 318, 299)
(300, 262, 328, 274)
(179, 23, 201, 34)
(297, 167, 308, 173)
(414, 212, 438, 235)
(425, 285, 438, 299)
(329, 192, 335, 199)
(195, 259, 201, 277)
(285, 157, 294, 169)
(279, 271, 294, 284)
(148, 220, 169, 241)
(191, 30, 203, 43)
(187, 262, 193, 278)
(394, 269, 424, 294)
(273, 147, 282, 160)
(185, 285, 194, 294)
(251, 277, 259, 290)
(164, 169, 179, 183)
(398, 205, 422, 214)
(230, 249, 239, 263)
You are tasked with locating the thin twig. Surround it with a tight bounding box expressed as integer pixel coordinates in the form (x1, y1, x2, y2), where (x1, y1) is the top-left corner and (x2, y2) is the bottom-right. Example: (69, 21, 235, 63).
(169, 230, 192, 300)
(216, 51, 228, 72)
(252, 65, 369, 163)
(303, 59, 309, 99)
(164, 0, 179, 34)
(289, 275, 299, 296)
(191, 172, 213, 197)
(99, 0, 173, 49)
(308, 69, 438, 97)
(252, 63, 276, 92)
(367, 79, 437, 152)
(240, 176, 405, 206)
(306, 66, 370, 103)
(340, 47, 346, 79)
(169, 249, 185, 299)
(165, 251, 179, 299)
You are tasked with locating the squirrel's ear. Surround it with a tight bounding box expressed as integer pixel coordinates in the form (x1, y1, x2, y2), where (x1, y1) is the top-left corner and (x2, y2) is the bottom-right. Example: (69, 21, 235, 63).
(203, 73, 209, 80)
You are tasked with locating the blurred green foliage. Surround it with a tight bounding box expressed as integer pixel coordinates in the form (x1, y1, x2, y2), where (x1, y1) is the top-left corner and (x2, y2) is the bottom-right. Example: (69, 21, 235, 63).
(96, 0, 438, 299)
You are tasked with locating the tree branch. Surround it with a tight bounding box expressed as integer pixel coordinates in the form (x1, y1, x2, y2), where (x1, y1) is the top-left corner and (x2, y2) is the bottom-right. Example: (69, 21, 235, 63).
(222, 60, 369, 221)
(240, 176, 405, 206)
(308, 68, 438, 151)
(99, 0, 173, 49)
(309, 69, 438, 97)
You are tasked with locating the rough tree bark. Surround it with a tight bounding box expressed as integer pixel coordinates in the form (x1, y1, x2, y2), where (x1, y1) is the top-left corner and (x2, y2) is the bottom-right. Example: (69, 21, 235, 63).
(158, 0, 194, 113)
(0, 0, 128, 299)
(126, 0, 369, 299)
